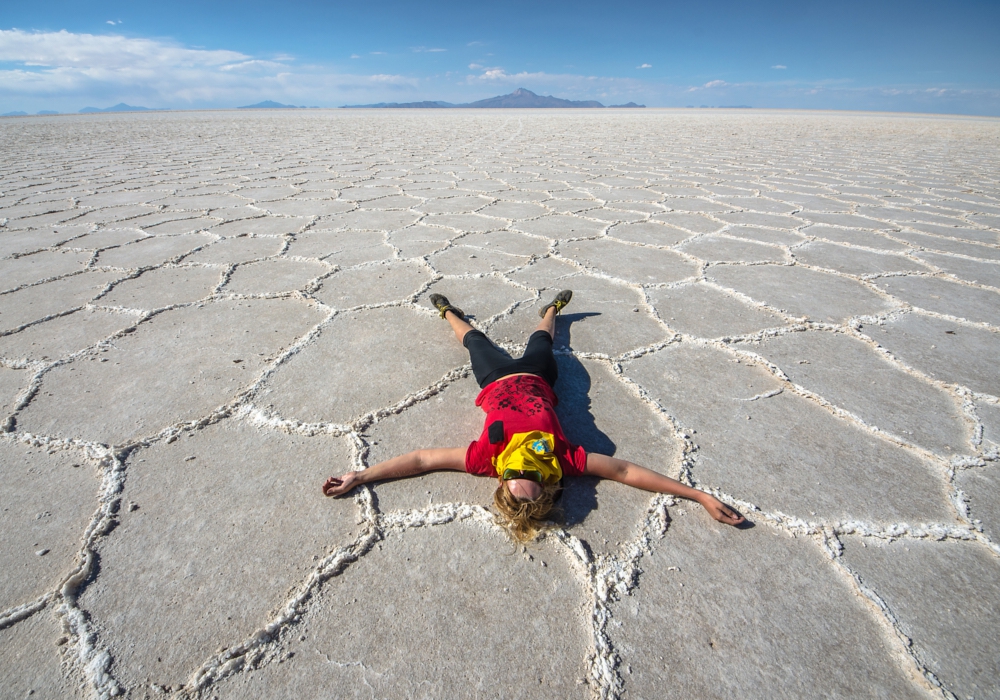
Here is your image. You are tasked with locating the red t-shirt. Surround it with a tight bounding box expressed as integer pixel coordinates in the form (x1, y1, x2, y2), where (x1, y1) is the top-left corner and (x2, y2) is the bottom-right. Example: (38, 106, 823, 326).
(465, 374, 587, 478)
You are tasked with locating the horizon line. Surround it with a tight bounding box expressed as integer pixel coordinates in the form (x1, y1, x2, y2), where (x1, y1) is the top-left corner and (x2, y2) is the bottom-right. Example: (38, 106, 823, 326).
(4, 106, 1000, 120)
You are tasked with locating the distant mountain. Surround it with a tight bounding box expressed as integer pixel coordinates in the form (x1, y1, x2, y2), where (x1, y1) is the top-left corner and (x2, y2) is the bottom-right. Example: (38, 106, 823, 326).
(238, 100, 314, 109)
(464, 88, 604, 108)
(79, 103, 163, 113)
(342, 88, 632, 109)
(1, 110, 63, 116)
(608, 102, 645, 108)
(341, 100, 456, 108)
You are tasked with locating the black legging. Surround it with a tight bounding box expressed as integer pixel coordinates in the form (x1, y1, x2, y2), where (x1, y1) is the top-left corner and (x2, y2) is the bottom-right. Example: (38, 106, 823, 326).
(463, 329, 559, 389)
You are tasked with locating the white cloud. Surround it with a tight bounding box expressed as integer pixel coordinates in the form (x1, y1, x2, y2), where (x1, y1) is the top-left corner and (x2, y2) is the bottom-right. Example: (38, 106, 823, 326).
(0, 29, 246, 70)
(772, 64, 787, 69)
(637, 63, 652, 69)
(0, 29, 421, 108)
(370, 51, 385, 55)
(105, 20, 120, 26)
(684, 79, 730, 92)
(350, 54, 360, 59)
(480, 69, 510, 80)
(466, 66, 559, 84)
(219, 59, 287, 72)
(369, 74, 417, 85)
(469, 67, 541, 82)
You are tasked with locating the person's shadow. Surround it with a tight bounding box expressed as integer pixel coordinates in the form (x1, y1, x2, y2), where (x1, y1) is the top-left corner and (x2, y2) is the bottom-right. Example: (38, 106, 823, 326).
(552, 311, 753, 531)
(551, 312, 611, 529)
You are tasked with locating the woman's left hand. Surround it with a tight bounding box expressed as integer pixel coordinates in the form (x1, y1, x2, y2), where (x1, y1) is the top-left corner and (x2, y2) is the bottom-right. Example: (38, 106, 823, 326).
(322, 471, 359, 497)
(699, 494, 745, 526)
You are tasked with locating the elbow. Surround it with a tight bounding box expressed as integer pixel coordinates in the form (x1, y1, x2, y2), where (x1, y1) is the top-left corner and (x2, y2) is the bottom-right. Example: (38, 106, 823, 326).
(412, 449, 433, 474)
(616, 464, 633, 484)
(608, 457, 631, 483)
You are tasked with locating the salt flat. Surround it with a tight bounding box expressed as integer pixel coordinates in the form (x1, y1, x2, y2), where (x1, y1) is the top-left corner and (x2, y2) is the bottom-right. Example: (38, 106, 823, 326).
(1, 109, 999, 699)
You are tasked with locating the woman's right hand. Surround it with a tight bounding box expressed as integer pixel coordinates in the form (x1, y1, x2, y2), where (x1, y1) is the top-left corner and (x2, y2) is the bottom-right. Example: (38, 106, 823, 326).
(322, 471, 360, 497)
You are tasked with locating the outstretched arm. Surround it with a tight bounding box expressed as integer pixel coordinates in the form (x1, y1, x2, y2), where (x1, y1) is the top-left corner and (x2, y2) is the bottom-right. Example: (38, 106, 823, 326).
(323, 447, 467, 497)
(584, 453, 744, 526)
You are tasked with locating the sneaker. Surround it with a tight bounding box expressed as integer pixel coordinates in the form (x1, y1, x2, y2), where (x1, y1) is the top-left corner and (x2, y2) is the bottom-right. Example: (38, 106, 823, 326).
(429, 293, 465, 320)
(539, 290, 573, 318)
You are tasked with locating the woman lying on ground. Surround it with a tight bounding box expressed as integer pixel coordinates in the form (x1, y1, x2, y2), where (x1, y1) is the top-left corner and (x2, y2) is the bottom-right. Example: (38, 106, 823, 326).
(323, 291, 745, 542)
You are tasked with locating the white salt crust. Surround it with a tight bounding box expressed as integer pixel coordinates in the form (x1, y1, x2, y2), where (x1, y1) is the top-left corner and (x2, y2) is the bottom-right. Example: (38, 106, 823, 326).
(0, 110, 998, 699)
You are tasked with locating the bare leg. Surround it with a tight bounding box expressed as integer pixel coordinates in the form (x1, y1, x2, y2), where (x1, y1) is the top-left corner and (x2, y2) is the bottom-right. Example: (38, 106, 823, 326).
(535, 305, 557, 339)
(444, 308, 476, 344)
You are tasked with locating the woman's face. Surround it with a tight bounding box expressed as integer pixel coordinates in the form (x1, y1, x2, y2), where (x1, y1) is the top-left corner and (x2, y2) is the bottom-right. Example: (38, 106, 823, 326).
(502, 477, 543, 501)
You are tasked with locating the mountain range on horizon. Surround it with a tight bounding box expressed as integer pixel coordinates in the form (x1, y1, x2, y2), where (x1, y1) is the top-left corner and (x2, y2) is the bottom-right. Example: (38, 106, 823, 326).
(341, 88, 645, 109)
(238, 100, 320, 109)
(78, 103, 166, 113)
(1, 90, 646, 117)
(2, 110, 60, 116)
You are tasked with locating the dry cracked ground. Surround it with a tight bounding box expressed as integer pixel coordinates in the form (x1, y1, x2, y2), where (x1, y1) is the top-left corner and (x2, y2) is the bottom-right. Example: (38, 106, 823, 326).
(1, 110, 999, 700)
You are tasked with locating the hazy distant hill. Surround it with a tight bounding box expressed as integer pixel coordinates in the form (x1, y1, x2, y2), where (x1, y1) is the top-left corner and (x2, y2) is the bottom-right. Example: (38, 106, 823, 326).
(342, 88, 643, 109)
(238, 100, 318, 109)
(464, 88, 604, 108)
(2, 110, 62, 116)
(79, 103, 164, 113)
(341, 101, 456, 108)
(608, 102, 645, 108)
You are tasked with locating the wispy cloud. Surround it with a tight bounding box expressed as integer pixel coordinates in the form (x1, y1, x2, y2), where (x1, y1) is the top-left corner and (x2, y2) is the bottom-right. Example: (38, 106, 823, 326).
(480, 69, 512, 80)
(468, 67, 543, 82)
(468, 63, 483, 70)
(0, 29, 419, 107)
(105, 20, 121, 26)
(687, 79, 729, 92)
(350, 54, 360, 59)
(772, 64, 787, 69)
(369, 74, 417, 85)
(412, 47, 446, 53)
(0, 29, 246, 70)
(637, 63, 652, 69)
(218, 59, 287, 72)
(370, 51, 385, 55)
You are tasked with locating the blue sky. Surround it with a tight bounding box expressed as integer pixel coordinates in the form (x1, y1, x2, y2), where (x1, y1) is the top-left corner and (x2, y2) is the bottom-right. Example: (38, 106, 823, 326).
(2, 0, 998, 115)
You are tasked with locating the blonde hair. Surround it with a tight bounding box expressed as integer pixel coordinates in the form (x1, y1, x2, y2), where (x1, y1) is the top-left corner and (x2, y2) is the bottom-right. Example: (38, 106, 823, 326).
(493, 481, 561, 543)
